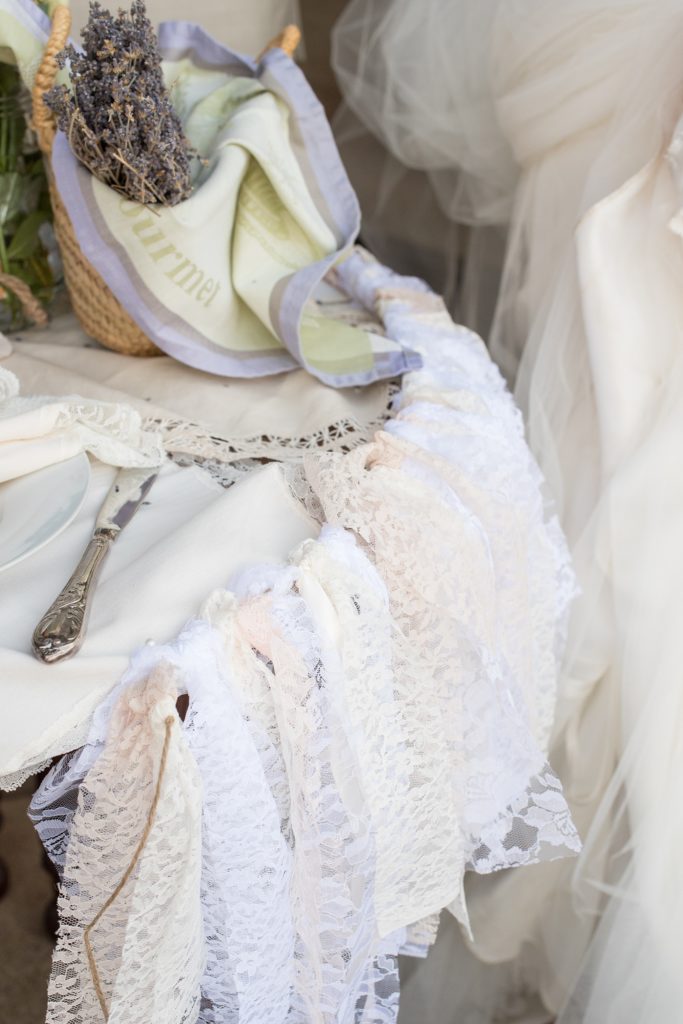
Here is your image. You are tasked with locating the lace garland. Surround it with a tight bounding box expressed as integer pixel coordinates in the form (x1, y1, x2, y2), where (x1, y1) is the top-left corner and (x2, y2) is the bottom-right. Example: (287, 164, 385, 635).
(29, 250, 579, 1024)
(32, 519, 577, 1022)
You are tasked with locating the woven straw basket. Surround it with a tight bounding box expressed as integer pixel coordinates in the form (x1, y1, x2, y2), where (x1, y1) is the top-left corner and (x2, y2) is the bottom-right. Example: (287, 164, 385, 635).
(31, 5, 300, 356)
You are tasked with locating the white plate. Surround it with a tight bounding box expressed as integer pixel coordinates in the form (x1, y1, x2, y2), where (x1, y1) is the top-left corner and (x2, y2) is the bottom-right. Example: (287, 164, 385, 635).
(0, 454, 91, 572)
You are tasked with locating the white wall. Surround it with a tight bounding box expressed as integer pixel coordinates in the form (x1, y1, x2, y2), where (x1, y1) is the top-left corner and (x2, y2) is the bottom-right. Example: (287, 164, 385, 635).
(67, 0, 302, 58)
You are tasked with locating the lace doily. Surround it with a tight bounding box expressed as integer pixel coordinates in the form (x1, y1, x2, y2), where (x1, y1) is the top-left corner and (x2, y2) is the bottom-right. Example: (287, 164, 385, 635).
(160, 382, 400, 488)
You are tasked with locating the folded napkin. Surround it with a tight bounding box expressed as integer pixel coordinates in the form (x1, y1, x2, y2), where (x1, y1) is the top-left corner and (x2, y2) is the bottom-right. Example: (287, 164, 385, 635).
(0, 460, 319, 789)
(0, 367, 163, 483)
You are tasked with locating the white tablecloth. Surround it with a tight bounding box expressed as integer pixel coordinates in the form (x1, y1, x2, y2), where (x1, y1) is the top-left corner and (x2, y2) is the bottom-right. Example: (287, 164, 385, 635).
(1, 309, 392, 786)
(0, 458, 318, 786)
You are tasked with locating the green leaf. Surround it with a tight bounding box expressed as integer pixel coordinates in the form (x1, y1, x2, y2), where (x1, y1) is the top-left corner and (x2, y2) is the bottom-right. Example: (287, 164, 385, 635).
(0, 63, 20, 97)
(6, 260, 34, 287)
(6, 210, 49, 261)
(28, 252, 54, 289)
(19, 175, 42, 215)
(0, 171, 24, 225)
(28, 155, 48, 176)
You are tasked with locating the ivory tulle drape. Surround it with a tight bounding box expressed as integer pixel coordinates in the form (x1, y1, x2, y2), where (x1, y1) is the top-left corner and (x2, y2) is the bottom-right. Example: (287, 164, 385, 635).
(333, 2, 683, 1021)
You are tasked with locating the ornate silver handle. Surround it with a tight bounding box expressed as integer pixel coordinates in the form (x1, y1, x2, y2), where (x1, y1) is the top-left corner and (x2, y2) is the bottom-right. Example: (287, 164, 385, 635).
(32, 528, 116, 664)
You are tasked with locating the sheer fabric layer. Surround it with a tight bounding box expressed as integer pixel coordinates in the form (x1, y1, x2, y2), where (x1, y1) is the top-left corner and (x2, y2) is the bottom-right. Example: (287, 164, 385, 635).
(332, 3, 683, 1021)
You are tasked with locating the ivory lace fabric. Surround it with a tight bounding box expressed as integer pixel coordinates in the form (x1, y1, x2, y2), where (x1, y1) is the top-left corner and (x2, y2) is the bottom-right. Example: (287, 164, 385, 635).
(30, 252, 579, 1023)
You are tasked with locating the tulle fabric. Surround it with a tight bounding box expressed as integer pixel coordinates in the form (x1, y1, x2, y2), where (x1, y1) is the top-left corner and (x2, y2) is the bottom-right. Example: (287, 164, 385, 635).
(332, 0, 517, 225)
(331, 0, 516, 328)
(332, 0, 683, 371)
(333, 3, 683, 1021)
(490, 18, 683, 1024)
(551, 117, 683, 1024)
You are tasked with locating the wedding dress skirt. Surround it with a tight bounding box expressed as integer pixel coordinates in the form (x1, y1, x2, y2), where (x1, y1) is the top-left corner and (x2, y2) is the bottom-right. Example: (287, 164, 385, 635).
(333, 2, 683, 1021)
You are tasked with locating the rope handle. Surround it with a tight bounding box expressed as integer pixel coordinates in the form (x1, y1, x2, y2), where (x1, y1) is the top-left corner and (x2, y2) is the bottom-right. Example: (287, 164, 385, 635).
(0, 272, 48, 326)
(32, 8, 301, 158)
(258, 24, 301, 61)
(31, 3, 71, 156)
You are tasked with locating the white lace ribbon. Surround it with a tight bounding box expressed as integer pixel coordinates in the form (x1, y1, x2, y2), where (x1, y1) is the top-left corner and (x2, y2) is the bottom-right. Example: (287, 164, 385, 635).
(36, 651, 204, 1024)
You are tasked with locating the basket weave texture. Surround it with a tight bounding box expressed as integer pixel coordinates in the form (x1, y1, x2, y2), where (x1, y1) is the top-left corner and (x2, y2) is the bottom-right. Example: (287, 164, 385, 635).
(31, 5, 300, 357)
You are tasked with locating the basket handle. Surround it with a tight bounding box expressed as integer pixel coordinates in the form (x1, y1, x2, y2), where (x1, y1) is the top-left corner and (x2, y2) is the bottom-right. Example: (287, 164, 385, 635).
(31, 3, 71, 156)
(258, 24, 301, 61)
(0, 272, 48, 326)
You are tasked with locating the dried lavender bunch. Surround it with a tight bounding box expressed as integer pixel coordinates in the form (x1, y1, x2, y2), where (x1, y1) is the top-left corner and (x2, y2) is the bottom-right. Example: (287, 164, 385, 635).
(45, 0, 192, 206)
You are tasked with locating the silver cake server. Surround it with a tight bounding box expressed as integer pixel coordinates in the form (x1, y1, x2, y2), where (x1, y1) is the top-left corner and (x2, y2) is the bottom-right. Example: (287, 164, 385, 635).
(32, 465, 159, 664)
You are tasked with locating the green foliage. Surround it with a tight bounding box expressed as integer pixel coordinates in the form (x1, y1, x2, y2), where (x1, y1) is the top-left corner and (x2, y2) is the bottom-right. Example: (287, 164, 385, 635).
(0, 63, 56, 328)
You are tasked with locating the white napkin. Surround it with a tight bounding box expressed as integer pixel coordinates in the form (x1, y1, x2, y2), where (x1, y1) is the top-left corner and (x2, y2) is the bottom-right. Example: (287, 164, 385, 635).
(0, 367, 164, 483)
(0, 460, 319, 789)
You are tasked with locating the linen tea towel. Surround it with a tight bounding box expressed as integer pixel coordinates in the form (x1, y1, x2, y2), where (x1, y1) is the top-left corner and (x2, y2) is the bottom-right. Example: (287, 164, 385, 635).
(1, 0, 419, 385)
